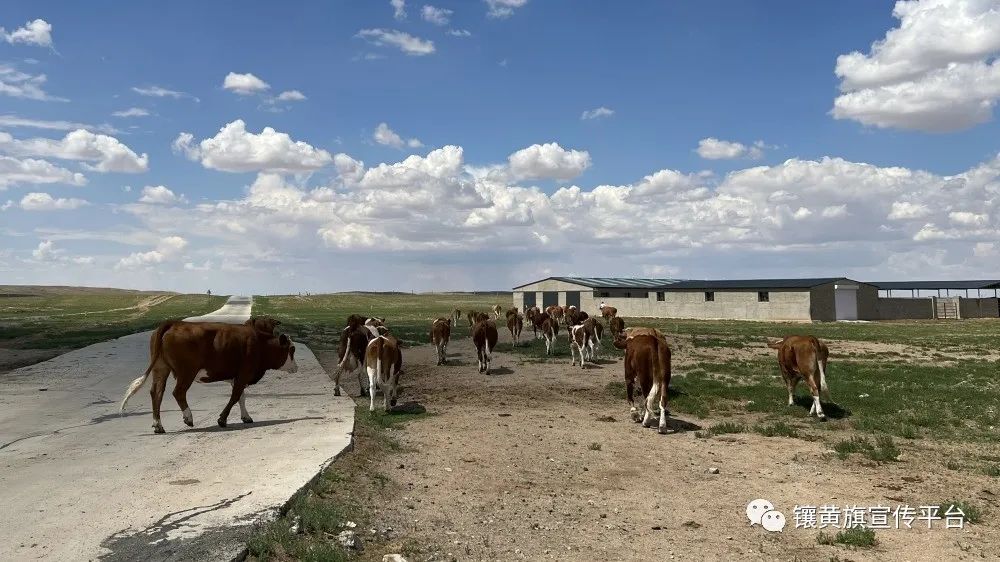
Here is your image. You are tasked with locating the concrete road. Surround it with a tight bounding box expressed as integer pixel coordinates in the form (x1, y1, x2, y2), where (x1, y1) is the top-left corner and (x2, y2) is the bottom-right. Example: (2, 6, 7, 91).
(0, 296, 354, 561)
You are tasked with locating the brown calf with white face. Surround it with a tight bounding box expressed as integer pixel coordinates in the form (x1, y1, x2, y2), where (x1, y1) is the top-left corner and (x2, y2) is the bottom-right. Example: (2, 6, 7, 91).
(600, 305, 618, 322)
(506, 311, 523, 347)
(120, 321, 298, 433)
(613, 331, 672, 433)
(472, 319, 498, 374)
(431, 317, 451, 365)
(767, 335, 831, 419)
(365, 334, 403, 412)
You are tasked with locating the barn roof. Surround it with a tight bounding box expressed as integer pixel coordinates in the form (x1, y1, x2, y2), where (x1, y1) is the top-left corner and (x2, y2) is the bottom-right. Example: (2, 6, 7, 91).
(662, 278, 851, 290)
(511, 276, 680, 290)
(868, 280, 1000, 290)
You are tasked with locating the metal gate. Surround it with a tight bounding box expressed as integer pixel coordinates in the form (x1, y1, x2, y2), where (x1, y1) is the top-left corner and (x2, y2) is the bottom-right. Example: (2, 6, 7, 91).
(834, 287, 858, 320)
(934, 297, 960, 319)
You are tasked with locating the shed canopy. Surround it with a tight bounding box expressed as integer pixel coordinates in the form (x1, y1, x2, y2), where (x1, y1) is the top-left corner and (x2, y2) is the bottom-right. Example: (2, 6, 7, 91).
(868, 280, 1000, 290)
(662, 278, 850, 290)
(512, 276, 679, 290)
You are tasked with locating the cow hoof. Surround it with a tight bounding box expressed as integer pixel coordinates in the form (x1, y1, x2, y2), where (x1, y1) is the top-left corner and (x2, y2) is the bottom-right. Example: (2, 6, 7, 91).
(242, 416, 254, 424)
(217, 417, 228, 428)
(153, 424, 165, 434)
(334, 387, 341, 397)
(658, 425, 669, 435)
(630, 411, 642, 423)
(184, 418, 194, 427)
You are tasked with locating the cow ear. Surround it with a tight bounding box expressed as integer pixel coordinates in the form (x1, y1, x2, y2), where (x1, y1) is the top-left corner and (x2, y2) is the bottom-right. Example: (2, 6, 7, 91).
(279, 334, 290, 345)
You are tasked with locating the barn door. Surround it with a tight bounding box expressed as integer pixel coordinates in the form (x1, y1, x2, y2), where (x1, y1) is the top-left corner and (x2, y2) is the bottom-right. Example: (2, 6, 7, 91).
(542, 291, 558, 308)
(523, 292, 536, 309)
(565, 291, 581, 309)
(835, 286, 858, 320)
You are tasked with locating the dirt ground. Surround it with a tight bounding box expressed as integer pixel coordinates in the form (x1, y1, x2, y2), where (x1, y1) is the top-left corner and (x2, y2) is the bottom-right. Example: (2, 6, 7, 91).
(312, 329, 1000, 561)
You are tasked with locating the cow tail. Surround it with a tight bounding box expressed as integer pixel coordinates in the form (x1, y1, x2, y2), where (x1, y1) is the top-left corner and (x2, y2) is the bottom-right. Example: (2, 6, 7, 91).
(818, 356, 830, 400)
(766, 339, 782, 349)
(120, 320, 173, 413)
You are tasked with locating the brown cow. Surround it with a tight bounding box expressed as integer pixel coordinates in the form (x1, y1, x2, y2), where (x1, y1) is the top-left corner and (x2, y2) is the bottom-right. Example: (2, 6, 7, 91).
(565, 309, 589, 327)
(525, 306, 542, 338)
(507, 312, 524, 347)
(600, 304, 618, 322)
(767, 336, 831, 419)
(244, 315, 281, 334)
(609, 316, 625, 337)
(365, 334, 404, 411)
(613, 331, 672, 433)
(452, 308, 462, 324)
(120, 321, 298, 433)
(472, 319, 498, 374)
(492, 304, 503, 319)
(505, 307, 519, 319)
(583, 317, 604, 358)
(468, 309, 489, 327)
(431, 317, 451, 365)
(334, 325, 372, 397)
(545, 305, 564, 321)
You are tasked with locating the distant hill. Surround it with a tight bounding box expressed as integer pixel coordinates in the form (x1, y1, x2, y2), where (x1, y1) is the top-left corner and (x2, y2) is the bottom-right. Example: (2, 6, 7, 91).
(0, 285, 178, 297)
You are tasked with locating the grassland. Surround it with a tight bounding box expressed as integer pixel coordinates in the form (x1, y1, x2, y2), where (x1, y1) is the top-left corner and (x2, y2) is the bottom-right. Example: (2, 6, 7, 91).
(0, 286, 226, 371)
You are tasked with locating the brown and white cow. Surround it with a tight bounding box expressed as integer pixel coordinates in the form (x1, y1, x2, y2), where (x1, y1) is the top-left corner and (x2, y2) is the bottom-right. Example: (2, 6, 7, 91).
(506, 311, 524, 347)
(472, 319, 498, 374)
(366, 334, 404, 412)
(120, 320, 298, 433)
(334, 324, 372, 397)
(468, 309, 490, 327)
(767, 336, 831, 419)
(570, 321, 597, 367)
(565, 308, 589, 327)
(540, 315, 559, 355)
(600, 304, 618, 322)
(492, 304, 503, 319)
(525, 306, 542, 338)
(583, 317, 604, 358)
(612, 330, 672, 433)
(431, 317, 451, 366)
(545, 305, 564, 321)
(452, 308, 462, 324)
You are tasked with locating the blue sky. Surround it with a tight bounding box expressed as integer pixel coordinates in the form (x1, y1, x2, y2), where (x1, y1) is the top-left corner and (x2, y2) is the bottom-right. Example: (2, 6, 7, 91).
(2, 0, 1000, 293)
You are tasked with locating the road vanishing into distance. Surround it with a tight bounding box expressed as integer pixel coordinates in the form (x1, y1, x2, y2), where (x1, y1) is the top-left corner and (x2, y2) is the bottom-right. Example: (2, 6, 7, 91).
(0, 296, 355, 561)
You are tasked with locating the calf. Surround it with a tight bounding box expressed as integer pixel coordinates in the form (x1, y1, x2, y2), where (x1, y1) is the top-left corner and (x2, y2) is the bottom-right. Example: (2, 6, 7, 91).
(431, 317, 451, 365)
(492, 304, 503, 319)
(472, 319, 498, 374)
(452, 308, 462, 324)
(120, 321, 298, 433)
(767, 336, 831, 419)
(365, 334, 403, 412)
(334, 325, 372, 397)
(525, 306, 542, 338)
(600, 305, 618, 323)
(612, 331, 672, 433)
(570, 322, 597, 367)
(583, 317, 603, 358)
(507, 312, 524, 347)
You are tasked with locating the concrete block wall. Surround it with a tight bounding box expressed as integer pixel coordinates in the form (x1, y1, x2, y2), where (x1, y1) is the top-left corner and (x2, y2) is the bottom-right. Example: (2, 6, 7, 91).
(959, 297, 1000, 318)
(877, 298, 934, 319)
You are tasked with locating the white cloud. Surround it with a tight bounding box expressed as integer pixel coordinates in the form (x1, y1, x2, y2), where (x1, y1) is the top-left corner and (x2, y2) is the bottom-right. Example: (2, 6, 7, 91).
(357, 29, 435, 56)
(832, 0, 1000, 132)
(0, 129, 149, 173)
(0, 155, 86, 189)
(696, 137, 768, 160)
(486, 0, 528, 18)
(373, 122, 423, 149)
(447, 29, 472, 37)
(422, 5, 453, 25)
(581, 106, 614, 120)
(0, 114, 119, 134)
(391, 0, 407, 19)
(0, 64, 66, 101)
(32, 240, 56, 260)
(2, 19, 53, 47)
(949, 210, 989, 226)
(223, 72, 270, 95)
(173, 119, 332, 173)
(131, 85, 198, 102)
(116, 236, 188, 270)
(112, 107, 150, 118)
(821, 205, 848, 218)
(19, 192, 88, 210)
(139, 185, 187, 205)
(888, 201, 931, 220)
(507, 142, 591, 180)
(277, 90, 306, 101)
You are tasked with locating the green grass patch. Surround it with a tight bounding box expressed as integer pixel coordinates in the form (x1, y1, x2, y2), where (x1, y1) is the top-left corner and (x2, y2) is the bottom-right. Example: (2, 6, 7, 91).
(817, 527, 877, 549)
(938, 500, 983, 524)
(588, 442, 602, 451)
(754, 421, 800, 438)
(832, 435, 899, 463)
(707, 421, 747, 435)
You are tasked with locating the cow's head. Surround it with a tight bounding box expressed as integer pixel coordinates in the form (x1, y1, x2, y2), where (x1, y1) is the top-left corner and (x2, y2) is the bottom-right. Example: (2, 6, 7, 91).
(275, 334, 298, 373)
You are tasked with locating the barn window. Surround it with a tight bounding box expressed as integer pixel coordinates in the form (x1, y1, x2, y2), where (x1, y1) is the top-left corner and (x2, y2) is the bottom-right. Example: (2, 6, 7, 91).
(758, 291, 770, 302)
(705, 291, 715, 302)
(656, 291, 665, 301)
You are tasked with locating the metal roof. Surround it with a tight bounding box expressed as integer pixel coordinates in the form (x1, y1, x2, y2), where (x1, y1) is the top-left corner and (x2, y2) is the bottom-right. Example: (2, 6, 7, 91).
(869, 280, 1000, 290)
(662, 278, 850, 290)
(512, 276, 681, 290)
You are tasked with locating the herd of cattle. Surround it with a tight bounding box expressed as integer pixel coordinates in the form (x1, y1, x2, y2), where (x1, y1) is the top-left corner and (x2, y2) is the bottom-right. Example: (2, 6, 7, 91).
(119, 304, 833, 436)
